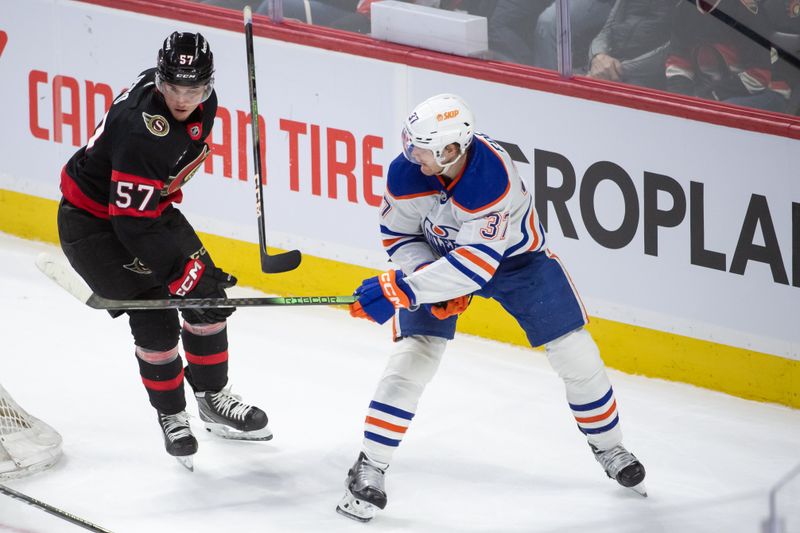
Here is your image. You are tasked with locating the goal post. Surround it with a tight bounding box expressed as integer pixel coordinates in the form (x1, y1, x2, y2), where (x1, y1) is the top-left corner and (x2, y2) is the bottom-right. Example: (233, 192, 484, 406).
(0, 383, 62, 480)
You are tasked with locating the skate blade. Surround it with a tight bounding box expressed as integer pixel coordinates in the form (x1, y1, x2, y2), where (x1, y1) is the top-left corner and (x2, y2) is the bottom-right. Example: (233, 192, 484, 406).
(205, 423, 273, 441)
(336, 492, 376, 522)
(175, 455, 194, 472)
(628, 482, 647, 497)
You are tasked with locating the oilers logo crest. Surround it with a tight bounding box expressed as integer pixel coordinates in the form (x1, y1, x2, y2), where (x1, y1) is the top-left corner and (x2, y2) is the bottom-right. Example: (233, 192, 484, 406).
(423, 218, 458, 257)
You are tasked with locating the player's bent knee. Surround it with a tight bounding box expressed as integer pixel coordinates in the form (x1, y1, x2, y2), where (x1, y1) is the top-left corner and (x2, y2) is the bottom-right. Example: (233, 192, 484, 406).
(382, 335, 447, 385)
(135, 344, 179, 365)
(545, 328, 605, 383)
(128, 309, 180, 352)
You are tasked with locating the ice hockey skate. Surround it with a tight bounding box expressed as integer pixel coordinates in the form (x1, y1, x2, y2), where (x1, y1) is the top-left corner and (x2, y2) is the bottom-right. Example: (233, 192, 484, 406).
(194, 386, 272, 441)
(157, 411, 197, 471)
(592, 443, 647, 496)
(336, 452, 388, 523)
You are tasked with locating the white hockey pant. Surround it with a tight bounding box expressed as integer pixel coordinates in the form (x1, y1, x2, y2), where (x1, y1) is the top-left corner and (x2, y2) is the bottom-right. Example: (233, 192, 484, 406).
(362, 335, 447, 466)
(545, 328, 623, 451)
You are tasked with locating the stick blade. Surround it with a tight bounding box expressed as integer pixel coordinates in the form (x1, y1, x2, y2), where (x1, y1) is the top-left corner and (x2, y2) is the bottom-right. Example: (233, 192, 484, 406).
(261, 249, 302, 274)
(35, 253, 93, 305)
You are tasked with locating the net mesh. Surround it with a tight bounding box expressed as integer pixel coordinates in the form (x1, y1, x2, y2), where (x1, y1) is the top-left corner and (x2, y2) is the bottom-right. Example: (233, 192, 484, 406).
(0, 383, 62, 479)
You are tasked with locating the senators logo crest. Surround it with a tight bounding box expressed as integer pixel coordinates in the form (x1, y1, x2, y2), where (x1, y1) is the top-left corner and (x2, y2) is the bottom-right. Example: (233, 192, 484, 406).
(143, 112, 169, 137)
(789, 0, 800, 17)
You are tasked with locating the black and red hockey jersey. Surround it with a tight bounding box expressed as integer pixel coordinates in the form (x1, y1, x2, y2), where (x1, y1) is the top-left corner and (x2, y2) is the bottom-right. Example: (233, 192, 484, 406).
(666, 0, 791, 100)
(61, 68, 216, 284)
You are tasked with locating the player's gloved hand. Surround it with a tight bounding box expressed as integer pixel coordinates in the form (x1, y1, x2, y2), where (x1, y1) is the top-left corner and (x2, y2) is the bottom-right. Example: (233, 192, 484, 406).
(425, 294, 472, 320)
(168, 258, 237, 323)
(349, 270, 415, 324)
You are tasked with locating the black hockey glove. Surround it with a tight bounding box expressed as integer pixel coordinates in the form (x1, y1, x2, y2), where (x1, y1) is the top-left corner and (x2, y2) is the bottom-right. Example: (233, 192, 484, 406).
(168, 258, 237, 323)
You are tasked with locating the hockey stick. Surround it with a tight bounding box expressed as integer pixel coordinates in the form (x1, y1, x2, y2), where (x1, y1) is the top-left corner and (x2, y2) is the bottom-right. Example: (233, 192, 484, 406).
(244, 5, 302, 274)
(35, 253, 356, 311)
(0, 484, 113, 533)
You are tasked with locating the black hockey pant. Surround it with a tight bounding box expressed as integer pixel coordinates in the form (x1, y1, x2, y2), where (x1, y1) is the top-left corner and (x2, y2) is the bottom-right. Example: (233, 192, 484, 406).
(57, 199, 229, 414)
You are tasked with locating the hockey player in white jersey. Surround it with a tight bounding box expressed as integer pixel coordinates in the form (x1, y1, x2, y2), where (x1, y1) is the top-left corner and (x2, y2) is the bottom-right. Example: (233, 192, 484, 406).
(336, 93, 646, 523)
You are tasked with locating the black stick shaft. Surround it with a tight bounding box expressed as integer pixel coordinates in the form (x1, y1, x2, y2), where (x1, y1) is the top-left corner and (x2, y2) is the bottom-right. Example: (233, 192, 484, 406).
(244, 6, 302, 273)
(0, 484, 113, 533)
(244, 7, 267, 256)
(86, 293, 357, 311)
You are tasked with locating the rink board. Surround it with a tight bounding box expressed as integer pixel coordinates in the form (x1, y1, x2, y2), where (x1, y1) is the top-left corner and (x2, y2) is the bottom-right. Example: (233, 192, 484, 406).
(3, 189, 797, 408)
(0, 0, 797, 407)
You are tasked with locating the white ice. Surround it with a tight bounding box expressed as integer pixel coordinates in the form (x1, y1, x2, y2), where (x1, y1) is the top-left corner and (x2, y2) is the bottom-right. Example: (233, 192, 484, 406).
(0, 231, 798, 533)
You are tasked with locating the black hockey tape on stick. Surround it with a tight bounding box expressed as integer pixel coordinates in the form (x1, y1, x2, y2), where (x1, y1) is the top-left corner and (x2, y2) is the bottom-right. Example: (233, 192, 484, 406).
(244, 5, 302, 274)
(0, 484, 114, 533)
(35, 253, 356, 310)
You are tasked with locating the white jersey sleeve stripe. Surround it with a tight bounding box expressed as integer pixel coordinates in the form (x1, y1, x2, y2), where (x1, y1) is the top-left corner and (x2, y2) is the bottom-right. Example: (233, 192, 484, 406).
(505, 200, 546, 257)
(385, 236, 427, 256)
(454, 247, 497, 277)
(444, 253, 491, 286)
(472, 243, 504, 263)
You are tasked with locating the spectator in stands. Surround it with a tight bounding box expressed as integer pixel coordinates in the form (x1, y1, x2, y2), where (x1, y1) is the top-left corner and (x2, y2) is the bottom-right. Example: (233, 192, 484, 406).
(665, 0, 790, 113)
(585, 0, 678, 89)
(487, 1, 553, 65)
(532, 0, 615, 71)
(764, 0, 800, 114)
(273, 0, 370, 33)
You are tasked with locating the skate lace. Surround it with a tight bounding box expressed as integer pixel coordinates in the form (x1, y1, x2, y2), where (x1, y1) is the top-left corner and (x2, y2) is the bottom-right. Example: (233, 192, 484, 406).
(210, 388, 252, 421)
(160, 412, 192, 442)
(595, 444, 636, 476)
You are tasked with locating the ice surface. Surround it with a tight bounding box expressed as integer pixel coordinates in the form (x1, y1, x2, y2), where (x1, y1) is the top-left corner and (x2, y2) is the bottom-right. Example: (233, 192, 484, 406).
(1, 232, 798, 533)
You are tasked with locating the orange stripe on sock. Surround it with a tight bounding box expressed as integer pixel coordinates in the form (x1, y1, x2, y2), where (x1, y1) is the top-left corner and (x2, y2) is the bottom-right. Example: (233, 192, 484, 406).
(575, 400, 617, 424)
(455, 248, 496, 276)
(365, 416, 408, 434)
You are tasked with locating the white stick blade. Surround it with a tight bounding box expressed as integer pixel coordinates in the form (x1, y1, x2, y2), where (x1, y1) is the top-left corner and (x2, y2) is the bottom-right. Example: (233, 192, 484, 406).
(35, 253, 93, 305)
(244, 5, 252, 24)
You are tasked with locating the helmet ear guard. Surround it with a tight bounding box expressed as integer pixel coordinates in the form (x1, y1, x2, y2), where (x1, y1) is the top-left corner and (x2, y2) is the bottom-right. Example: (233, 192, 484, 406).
(402, 93, 475, 172)
(156, 31, 215, 102)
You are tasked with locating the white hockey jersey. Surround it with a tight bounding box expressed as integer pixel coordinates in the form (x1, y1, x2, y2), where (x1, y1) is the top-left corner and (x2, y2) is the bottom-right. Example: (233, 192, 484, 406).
(380, 132, 547, 304)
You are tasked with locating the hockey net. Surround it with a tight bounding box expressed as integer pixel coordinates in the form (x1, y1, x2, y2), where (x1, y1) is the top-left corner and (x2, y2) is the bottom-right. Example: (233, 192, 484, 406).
(0, 383, 62, 479)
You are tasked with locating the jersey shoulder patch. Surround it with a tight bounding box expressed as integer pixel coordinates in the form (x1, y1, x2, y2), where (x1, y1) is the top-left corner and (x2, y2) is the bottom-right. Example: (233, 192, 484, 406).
(386, 154, 439, 199)
(452, 136, 511, 213)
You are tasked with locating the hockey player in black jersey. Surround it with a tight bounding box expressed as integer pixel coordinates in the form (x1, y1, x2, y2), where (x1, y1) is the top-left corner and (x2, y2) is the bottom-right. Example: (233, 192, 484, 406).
(57, 32, 271, 470)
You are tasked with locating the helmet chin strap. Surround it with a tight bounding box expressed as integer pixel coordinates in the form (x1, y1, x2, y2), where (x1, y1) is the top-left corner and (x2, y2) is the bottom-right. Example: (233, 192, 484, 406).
(436, 149, 465, 176)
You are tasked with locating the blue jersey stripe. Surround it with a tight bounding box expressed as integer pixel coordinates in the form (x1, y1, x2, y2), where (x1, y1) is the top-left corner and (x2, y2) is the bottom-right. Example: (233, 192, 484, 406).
(387, 237, 427, 256)
(445, 254, 490, 287)
(569, 387, 614, 412)
(365, 431, 401, 447)
(504, 203, 531, 257)
(578, 415, 620, 435)
(471, 243, 503, 263)
(380, 224, 418, 238)
(368, 400, 414, 420)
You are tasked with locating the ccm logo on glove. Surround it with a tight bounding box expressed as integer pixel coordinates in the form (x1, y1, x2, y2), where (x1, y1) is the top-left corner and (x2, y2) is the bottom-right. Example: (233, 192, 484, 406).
(349, 269, 415, 324)
(169, 259, 205, 296)
(380, 272, 408, 308)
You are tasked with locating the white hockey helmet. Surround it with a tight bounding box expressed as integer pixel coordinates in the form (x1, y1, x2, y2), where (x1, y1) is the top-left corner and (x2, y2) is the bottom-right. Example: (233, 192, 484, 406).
(402, 93, 475, 171)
